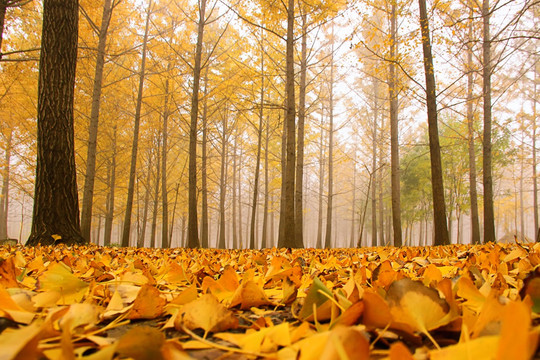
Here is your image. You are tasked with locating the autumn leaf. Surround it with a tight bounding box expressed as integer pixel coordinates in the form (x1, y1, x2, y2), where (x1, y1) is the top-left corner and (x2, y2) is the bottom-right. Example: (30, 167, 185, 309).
(229, 279, 274, 309)
(115, 326, 165, 360)
(127, 284, 166, 320)
(37, 262, 89, 305)
(175, 293, 239, 336)
(298, 277, 333, 321)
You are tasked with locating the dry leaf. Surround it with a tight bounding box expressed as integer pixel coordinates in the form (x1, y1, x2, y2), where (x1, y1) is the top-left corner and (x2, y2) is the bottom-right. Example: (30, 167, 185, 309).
(175, 293, 238, 335)
(127, 284, 166, 320)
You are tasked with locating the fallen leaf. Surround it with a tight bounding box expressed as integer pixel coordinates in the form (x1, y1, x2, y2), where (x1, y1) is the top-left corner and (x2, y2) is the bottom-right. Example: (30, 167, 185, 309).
(116, 326, 165, 360)
(38, 262, 89, 305)
(127, 284, 166, 320)
(229, 280, 274, 309)
(175, 293, 238, 335)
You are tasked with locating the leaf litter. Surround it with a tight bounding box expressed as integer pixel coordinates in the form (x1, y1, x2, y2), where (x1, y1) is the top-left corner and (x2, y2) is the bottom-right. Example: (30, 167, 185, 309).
(0, 242, 539, 359)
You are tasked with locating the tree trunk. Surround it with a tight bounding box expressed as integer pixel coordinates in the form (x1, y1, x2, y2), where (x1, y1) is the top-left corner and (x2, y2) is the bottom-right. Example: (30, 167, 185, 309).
(324, 27, 335, 249)
(238, 150, 243, 249)
(201, 67, 209, 248)
(80, 0, 114, 241)
(418, 0, 450, 246)
(169, 182, 180, 247)
(389, 2, 402, 247)
(232, 134, 238, 248)
(150, 135, 161, 248)
(466, 4, 481, 244)
(121, 1, 151, 247)
(250, 47, 264, 249)
(104, 125, 117, 246)
(482, 0, 496, 244)
(277, 0, 297, 248)
(138, 150, 153, 248)
(261, 116, 269, 248)
(27, 0, 84, 246)
(534, 60, 538, 241)
(316, 112, 325, 249)
(295, 12, 307, 249)
(0, 129, 12, 240)
(350, 161, 356, 248)
(161, 68, 171, 248)
(218, 112, 228, 249)
(371, 77, 378, 247)
(187, 0, 206, 248)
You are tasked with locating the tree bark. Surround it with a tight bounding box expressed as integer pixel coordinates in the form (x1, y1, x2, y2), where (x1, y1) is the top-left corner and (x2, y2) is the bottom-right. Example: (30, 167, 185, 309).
(80, 0, 114, 241)
(201, 68, 209, 248)
(218, 112, 228, 249)
(27, 0, 84, 246)
(316, 112, 325, 249)
(371, 77, 378, 247)
(150, 135, 161, 248)
(232, 134, 238, 248)
(389, 2, 402, 247)
(161, 70, 171, 248)
(295, 12, 307, 249)
(138, 149, 153, 248)
(121, 1, 151, 247)
(418, 0, 450, 246)
(187, 0, 206, 248)
(0, 129, 12, 240)
(482, 0, 496, 244)
(262, 115, 269, 248)
(324, 27, 335, 249)
(103, 125, 117, 246)
(534, 60, 538, 241)
(277, 0, 297, 248)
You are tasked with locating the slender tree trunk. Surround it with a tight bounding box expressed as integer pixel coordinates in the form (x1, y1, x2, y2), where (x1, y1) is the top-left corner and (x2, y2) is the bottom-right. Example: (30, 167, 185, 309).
(250, 48, 264, 249)
(218, 112, 228, 249)
(261, 116, 269, 248)
(278, 0, 297, 248)
(389, 2, 402, 247)
(80, 0, 114, 241)
(324, 28, 335, 249)
(520, 138, 525, 238)
(466, 6, 481, 244)
(378, 134, 384, 244)
(295, 12, 307, 249)
(27, 0, 84, 246)
(482, 0, 496, 244)
(371, 77, 378, 247)
(418, 0, 450, 246)
(533, 58, 538, 241)
(169, 182, 180, 247)
(138, 150, 153, 248)
(350, 161, 356, 248)
(232, 134, 238, 248)
(201, 68, 209, 248)
(121, 1, 151, 247)
(104, 125, 117, 246)
(150, 135, 161, 248)
(161, 70, 171, 248)
(238, 151, 243, 249)
(316, 113, 325, 249)
(0, 129, 11, 239)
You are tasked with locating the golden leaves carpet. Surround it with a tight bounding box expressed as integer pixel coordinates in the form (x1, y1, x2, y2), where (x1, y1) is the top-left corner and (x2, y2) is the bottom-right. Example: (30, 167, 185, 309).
(0, 242, 539, 359)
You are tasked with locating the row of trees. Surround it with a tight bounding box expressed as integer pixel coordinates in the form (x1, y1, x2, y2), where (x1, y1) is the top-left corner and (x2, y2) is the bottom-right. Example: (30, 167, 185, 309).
(0, 0, 538, 248)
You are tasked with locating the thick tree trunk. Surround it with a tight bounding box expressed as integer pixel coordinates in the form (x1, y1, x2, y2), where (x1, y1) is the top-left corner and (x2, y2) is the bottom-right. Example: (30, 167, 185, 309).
(0, 129, 11, 240)
(277, 0, 297, 248)
(121, 1, 151, 247)
(103, 125, 117, 246)
(201, 68, 209, 248)
(482, 0, 496, 244)
(295, 12, 307, 249)
(389, 2, 402, 247)
(187, 0, 206, 248)
(27, 0, 84, 246)
(418, 0, 449, 246)
(80, 0, 114, 241)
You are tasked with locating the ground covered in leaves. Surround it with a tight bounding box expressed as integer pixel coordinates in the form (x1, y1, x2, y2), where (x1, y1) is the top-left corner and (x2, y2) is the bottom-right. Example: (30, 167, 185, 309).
(1, 242, 540, 359)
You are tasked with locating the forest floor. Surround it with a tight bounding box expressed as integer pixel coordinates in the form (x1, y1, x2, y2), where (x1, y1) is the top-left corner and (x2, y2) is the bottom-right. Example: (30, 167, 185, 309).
(0, 242, 539, 359)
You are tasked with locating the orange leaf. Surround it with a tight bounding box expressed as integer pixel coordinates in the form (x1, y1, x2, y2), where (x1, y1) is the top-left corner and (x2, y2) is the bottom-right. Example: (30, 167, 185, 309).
(390, 341, 414, 360)
(116, 326, 165, 360)
(496, 301, 531, 360)
(175, 293, 238, 335)
(127, 284, 166, 320)
(229, 280, 274, 310)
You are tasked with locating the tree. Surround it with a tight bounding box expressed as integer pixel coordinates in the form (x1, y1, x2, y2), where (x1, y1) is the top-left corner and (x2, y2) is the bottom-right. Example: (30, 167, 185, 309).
(27, 0, 85, 246)
(418, 0, 449, 246)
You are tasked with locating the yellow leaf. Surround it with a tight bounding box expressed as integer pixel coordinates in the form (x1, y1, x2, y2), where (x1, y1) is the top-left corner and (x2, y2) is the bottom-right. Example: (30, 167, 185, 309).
(38, 262, 88, 305)
(175, 294, 238, 335)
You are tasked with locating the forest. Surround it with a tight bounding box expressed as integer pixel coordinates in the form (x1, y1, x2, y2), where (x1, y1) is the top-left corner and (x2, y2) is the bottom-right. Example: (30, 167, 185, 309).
(0, 0, 539, 249)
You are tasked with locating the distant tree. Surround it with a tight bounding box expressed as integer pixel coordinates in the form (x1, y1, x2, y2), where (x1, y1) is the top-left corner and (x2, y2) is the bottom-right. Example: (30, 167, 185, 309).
(27, 0, 85, 246)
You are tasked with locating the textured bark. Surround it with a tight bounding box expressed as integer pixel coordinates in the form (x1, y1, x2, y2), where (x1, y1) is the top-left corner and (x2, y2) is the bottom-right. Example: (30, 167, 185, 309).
(277, 0, 297, 248)
(482, 0, 496, 244)
(466, 3, 480, 245)
(389, 2, 402, 247)
(418, 0, 450, 246)
(187, 0, 206, 248)
(103, 125, 117, 246)
(201, 69, 209, 248)
(121, 1, 151, 247)
(0, 130, 12, 239)
(27, 0, 84, 246)
(80, 0, 114, 242)
(295, 12, 307, 249)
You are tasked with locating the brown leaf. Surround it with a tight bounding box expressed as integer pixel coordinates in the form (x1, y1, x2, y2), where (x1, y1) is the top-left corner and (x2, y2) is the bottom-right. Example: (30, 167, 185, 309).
(116, 326, 165, 360)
